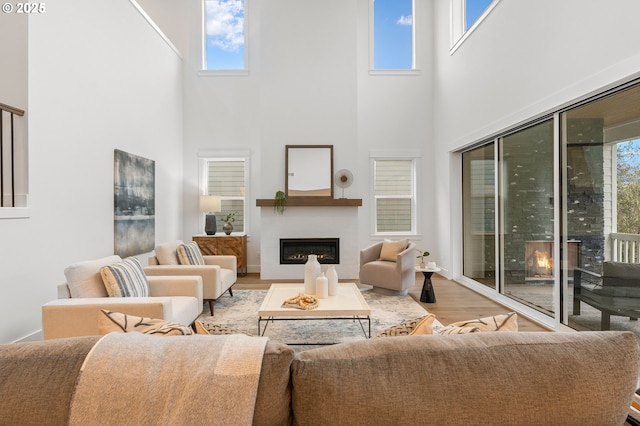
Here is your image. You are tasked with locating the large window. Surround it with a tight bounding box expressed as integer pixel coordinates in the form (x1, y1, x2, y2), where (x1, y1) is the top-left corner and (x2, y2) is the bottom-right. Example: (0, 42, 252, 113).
(371, 0, 415, 70)
(372, 158, 416, 234)
(203, 0, 246, 71)
(204, 158, 246, 232)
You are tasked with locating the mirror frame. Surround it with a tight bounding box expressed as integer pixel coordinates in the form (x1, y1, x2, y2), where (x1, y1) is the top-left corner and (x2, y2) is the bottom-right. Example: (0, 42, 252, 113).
(285, 145, 334, 198)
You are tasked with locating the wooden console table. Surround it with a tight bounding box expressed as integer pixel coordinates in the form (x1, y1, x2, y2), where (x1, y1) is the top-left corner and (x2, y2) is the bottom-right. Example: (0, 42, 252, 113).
(192, 234, 247, 276)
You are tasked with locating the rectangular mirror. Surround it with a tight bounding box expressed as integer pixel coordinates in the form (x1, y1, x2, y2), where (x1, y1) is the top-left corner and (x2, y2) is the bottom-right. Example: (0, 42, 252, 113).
(286, 145, 333, 198)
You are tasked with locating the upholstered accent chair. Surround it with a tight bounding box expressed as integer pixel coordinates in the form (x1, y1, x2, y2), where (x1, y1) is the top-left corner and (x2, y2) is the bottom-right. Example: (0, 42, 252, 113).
(359, 240, 417, 296)
(42, 255, 203, 339)
(144, 240, 237, 315)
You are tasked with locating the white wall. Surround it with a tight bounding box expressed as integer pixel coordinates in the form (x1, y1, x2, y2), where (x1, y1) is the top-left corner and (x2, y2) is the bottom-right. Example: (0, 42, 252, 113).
(0, 0, 183, 343)
(432, 0, 640, 278)
(182, 0, 436, 275)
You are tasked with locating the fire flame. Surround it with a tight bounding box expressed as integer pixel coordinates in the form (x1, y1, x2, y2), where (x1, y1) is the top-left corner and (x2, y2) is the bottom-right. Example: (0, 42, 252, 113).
(534, 250, 552, 270)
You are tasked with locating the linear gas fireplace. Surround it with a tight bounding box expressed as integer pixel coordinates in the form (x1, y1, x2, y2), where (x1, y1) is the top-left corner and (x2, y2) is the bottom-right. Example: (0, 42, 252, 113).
(280, 238, 339, 265)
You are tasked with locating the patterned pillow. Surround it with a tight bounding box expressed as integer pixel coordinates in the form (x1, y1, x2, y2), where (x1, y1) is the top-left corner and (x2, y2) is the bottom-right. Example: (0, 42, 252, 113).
(374, 314, 436, 338)
(445, 312, 518, 332)
(100, 257, 149, 297)
(437, 325, 481, 335)
(177, 242, 205, 265)
(98, 310, 193, 336)
(408, 314, 436, 335)
(193, 321, 210, 335)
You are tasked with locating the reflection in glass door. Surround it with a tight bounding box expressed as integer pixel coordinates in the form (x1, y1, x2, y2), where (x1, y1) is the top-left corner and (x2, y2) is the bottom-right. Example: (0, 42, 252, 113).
(462, 144, 496, 288)
(499, 120, 555, 315)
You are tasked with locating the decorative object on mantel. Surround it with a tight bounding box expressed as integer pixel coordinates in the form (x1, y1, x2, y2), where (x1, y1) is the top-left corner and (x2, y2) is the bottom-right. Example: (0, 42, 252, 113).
(416, 249, 431, 268)
(200, 195, 221, 235)
(304, 254, 321, 295)
(222, 211, 236, 235)
(334, 169, 354, 199)
(274, 190, 287, 214)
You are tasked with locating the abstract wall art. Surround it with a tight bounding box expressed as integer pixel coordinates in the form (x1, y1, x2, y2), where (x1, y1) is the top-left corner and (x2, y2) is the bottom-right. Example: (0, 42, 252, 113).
(114, 149, 155, 257)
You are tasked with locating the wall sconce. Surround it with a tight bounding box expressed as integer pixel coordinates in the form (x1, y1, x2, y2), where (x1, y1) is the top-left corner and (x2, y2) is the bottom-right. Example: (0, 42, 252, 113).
(200, 195, 221, 235)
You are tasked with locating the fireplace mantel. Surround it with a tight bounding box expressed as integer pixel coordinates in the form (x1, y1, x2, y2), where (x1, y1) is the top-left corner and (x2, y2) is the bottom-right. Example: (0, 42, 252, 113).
(256, 197, 362, 207)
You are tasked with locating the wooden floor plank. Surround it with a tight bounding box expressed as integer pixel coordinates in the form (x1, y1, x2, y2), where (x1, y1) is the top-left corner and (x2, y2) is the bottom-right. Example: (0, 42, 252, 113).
(234, 272, 549, 332)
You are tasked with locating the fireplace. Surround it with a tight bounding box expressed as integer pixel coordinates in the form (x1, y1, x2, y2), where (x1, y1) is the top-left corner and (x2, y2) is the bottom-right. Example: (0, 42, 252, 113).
(524, 240, 581, 281)
(280, 238, 339, 265)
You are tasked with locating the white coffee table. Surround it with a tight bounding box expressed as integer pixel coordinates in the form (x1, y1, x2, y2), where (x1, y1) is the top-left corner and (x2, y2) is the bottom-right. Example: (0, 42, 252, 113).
(258, 283, 371, 344)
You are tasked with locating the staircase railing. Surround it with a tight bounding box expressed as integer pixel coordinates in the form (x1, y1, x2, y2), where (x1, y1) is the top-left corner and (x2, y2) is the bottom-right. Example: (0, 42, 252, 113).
(0, 102, 25, 207)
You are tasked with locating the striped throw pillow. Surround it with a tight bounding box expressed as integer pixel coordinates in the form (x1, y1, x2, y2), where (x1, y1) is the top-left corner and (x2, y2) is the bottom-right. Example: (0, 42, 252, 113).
(100, 257, 149, 297)
(177, 242, 205, 265)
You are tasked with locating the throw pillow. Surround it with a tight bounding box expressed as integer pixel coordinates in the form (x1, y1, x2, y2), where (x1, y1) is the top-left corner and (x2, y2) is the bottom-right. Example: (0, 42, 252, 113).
(64, 255, 123, 298)
(193, 320, 210, 335)
(154, 240, 183, 265)
(437, 325, 481, 335)
(98, 309, 193, 336)
(409, 314, 437, 335)
(177, 242, 205, 266)
(374, 314, 436, 338)
(378, 239, 409, 262)
(445, 312, 518, 332)
(100, 257, 150, 297)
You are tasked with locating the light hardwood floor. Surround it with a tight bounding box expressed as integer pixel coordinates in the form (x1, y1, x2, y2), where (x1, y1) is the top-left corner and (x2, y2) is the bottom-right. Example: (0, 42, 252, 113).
(234, 272, 549, 332)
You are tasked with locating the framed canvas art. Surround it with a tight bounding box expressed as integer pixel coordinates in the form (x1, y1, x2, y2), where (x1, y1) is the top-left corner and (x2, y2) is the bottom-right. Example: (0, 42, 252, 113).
(114, 149, 155, 257)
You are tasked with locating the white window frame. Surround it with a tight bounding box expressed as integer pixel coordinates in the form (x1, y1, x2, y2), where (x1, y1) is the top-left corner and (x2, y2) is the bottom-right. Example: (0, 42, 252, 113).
(450, 0, 500, 55)
(200, 0, 250, 76)
(198, 150, 250, 233)
(369, 151, 420, 237)
(369, 0, 419, 76)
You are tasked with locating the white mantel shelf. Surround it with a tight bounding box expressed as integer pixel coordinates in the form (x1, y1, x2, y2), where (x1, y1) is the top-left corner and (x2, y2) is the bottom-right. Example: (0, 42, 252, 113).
(256, 197, 362, 207)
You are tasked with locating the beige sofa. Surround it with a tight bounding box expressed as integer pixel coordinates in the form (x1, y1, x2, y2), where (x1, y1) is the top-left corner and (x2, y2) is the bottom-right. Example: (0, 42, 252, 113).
(42, 255, 203, 340)
(144, 240, 237, 315)
(1, 331, 638, 425)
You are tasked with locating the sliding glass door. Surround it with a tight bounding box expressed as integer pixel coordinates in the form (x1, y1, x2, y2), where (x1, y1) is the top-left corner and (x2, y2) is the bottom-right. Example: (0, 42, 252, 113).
(462, 143, 496, 289)
(460, 81, 640, 332)
(499, 120, 555, 315)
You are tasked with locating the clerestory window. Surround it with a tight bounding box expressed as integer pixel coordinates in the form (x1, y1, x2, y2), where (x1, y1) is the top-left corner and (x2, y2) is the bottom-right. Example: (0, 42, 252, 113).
(203, 0, 247, 72)
(371, 0, 415, 72)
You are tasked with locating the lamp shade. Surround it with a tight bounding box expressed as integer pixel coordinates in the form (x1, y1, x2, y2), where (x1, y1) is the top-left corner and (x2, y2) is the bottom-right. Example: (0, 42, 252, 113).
(200, 195, 221, 213)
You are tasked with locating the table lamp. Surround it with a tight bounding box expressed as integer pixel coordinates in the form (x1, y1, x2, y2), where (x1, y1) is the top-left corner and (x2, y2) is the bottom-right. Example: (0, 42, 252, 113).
(200, 195, 221, 235)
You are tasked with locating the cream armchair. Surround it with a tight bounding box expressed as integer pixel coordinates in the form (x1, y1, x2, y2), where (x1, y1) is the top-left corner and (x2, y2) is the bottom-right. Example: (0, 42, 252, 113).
(359, 241, 417, 296)
(42, 255, 203, 340)
(144, 240, 237, 315)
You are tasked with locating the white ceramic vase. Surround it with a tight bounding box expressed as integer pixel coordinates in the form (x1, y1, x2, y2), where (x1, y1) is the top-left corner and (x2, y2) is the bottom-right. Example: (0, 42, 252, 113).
(304, 254, 321, 295)
(326, 265, 338, 296)
(315, 272, 328, 299)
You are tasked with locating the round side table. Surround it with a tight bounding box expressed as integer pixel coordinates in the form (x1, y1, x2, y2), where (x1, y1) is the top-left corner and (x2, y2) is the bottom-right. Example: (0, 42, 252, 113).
(415, 266, 441, 303)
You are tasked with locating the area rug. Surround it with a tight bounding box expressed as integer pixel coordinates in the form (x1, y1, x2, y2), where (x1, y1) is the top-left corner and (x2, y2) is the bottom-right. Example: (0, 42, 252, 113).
(198, 288, 430, 347)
